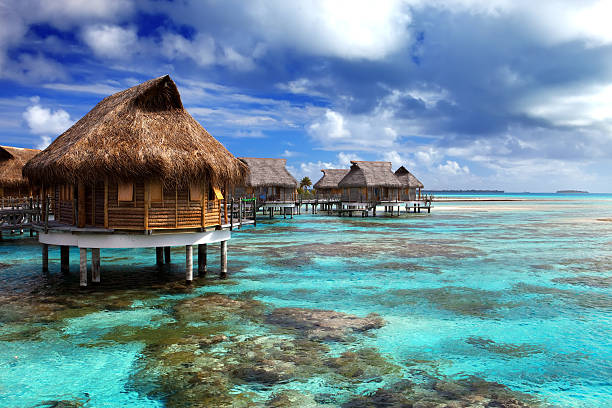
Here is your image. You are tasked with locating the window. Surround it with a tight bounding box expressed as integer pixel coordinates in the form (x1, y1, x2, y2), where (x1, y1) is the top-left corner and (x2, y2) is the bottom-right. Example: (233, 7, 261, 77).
(213, 187, 224, 200)
(118, 182, 134, 202)
(150, 181, 163, 202)
(189, 183, 202, 201)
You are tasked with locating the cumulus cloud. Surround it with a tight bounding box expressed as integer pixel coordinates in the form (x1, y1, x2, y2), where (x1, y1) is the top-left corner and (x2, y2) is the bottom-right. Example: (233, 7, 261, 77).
(294, 152, 362, 182)
(437, 160, 470, 175)
(82, 25, 138, 58)
(23, 97, 73, 148)
(165, 0, 412, 60)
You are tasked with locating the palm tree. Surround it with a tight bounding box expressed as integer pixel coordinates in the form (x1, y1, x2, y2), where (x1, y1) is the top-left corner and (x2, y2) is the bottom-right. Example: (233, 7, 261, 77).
(300, 176, 312, 190)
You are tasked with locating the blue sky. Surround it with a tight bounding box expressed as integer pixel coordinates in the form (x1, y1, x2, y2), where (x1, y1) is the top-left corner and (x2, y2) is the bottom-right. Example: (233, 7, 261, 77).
(1, 0, 612, 192)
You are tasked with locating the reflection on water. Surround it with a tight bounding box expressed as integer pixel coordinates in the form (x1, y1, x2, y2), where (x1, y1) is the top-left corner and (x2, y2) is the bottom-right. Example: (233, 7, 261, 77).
(1, 195, 611, 407)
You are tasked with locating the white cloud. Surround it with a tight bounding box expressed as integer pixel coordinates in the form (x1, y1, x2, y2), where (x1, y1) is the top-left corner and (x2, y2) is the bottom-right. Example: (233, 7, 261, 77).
(437, 160, 470, 175)
(520, 83, 612, 130)
(294, 152, 362, 182)
(82, 25, 138, 58)
(36, 135, 52, 150)
(167, 0, 411, 60)
(230, 130, 266, 138)
(23, 97, 73, 136)
(43, 82, 123, 95)
(160, 32, 254, 70)
(281, 149, 297, 157)
(161, 32, 216, 66)
(30, 0, 133, 26)
(308, 110, 351, 141)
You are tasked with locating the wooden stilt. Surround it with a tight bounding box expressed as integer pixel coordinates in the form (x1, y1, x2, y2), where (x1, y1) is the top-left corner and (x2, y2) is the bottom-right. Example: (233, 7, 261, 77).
(156, 247, 163, 266)
(198, 244, 207, 276)
(79, 248, 87, 287)
(42, 244, 49, 272)
(92, 248, 100, 283)
(185, 245, 193, 283)
(60, 245, 69, 273)
(220, 240, 227, 278)
(164, 246, 171, 264)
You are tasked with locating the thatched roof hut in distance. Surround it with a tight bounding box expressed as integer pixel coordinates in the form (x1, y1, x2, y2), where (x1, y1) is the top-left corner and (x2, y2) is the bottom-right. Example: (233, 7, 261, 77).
(237, 157, 298, 202)
(0, 145, 40, 197)
(395, 166, 424, 201)
(338, 161, 403, 202)
(313, 169, 349, 197)
(23, 74, 246, 231)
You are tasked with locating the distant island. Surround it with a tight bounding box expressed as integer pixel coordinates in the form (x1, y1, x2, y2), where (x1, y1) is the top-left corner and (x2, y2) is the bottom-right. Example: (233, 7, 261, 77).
(556, 190, 588, 194)
(425, 190, 504, 193)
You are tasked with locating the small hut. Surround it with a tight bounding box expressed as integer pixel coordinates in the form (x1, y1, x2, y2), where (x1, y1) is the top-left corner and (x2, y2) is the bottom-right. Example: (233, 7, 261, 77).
(337, 161, 402, 203)
(237, 158, 297, 203)
(23, 75, 247, 285)
(395, 166, 424, 201)
(0, 146, 40, 198)
(313, 169, 349, 199)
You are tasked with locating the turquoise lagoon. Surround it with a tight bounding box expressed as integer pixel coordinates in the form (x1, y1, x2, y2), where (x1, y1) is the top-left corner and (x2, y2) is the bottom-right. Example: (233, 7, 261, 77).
(0, 194, 611, 407)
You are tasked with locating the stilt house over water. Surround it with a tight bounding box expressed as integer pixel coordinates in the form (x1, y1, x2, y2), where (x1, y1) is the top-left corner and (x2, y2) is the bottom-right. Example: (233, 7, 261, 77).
(0, 146, 40, 198)
(237, 158, 298, 203)
(395, 166, 424, 201)
(23, 75, 247, 286)
(313, 169, 349, 199)
(337, 161, 403, 203)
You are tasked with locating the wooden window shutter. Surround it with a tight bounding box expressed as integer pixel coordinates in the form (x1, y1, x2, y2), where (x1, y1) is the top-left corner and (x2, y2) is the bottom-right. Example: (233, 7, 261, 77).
(150, 180, 163, 202)
(213, 187, 224, 200)
(118, 182, 134, 202)
(189, 183, 202, 201)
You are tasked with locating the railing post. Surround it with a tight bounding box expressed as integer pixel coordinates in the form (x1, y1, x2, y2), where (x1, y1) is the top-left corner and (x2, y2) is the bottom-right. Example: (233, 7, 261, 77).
(230, 197, 234, 230)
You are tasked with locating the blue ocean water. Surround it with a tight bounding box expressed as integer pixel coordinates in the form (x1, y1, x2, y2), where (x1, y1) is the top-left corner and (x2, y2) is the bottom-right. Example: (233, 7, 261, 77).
(0, 194, 611, 407)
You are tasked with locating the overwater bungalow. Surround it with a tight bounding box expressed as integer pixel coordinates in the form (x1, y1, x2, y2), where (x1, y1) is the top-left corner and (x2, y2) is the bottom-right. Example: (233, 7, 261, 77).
(313, 169, 349, 199)
(395, 166, 424, 201)
(338, 161, 402, 202)
(237, 157, 298, 217)
(22, 75, 247, 286)
(0, 145, 40, 199)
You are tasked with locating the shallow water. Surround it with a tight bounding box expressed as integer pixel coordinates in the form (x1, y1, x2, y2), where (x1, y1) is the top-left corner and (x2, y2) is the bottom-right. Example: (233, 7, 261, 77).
(0, 194, 611, 407)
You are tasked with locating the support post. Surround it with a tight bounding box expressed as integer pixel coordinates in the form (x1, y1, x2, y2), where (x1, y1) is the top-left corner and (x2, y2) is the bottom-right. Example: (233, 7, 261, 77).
(60, 245, 69, 273)
(79, 248, 87, 287)
(220, 240, 227, 278)
(92, 248, 100, 283)
(198, 243, 207, 276)
(42, 244, 49, 272)
(164, 246, 171, 264)
(230, 197, 234, 230)
(253, 198, 257, 227)
(185, 245, 193, 283)
(156, 247, 163, 266)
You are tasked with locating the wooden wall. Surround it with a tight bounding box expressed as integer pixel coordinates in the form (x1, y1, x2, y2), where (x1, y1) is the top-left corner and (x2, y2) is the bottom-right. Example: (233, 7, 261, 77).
(51, 180, 222, 230)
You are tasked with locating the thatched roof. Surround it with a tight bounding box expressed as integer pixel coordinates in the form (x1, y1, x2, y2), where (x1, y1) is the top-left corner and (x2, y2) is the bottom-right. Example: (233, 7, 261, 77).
(239, 157, 297, 188)
(313, 169, 349, 189)
(395, 166, 424, 188)
(23, 75, 247, 186)
(0, 146, 40, 187)
(338, 161, 402, 188)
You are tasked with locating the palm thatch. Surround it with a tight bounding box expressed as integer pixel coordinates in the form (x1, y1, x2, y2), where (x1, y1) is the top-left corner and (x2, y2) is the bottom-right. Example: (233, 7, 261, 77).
(395, 166, 424, 188)
(239, 158, 297, 188)
(22, 75, 247, 186)
(338, 161, 402, 188)
(313, 169, 349, 189)
(0, 145, 40, 188)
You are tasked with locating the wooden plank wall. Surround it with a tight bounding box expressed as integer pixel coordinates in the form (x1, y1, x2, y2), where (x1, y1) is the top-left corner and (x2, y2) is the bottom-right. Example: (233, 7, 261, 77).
(107, 181, 145, 229)
(49, 180, 223, 230)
